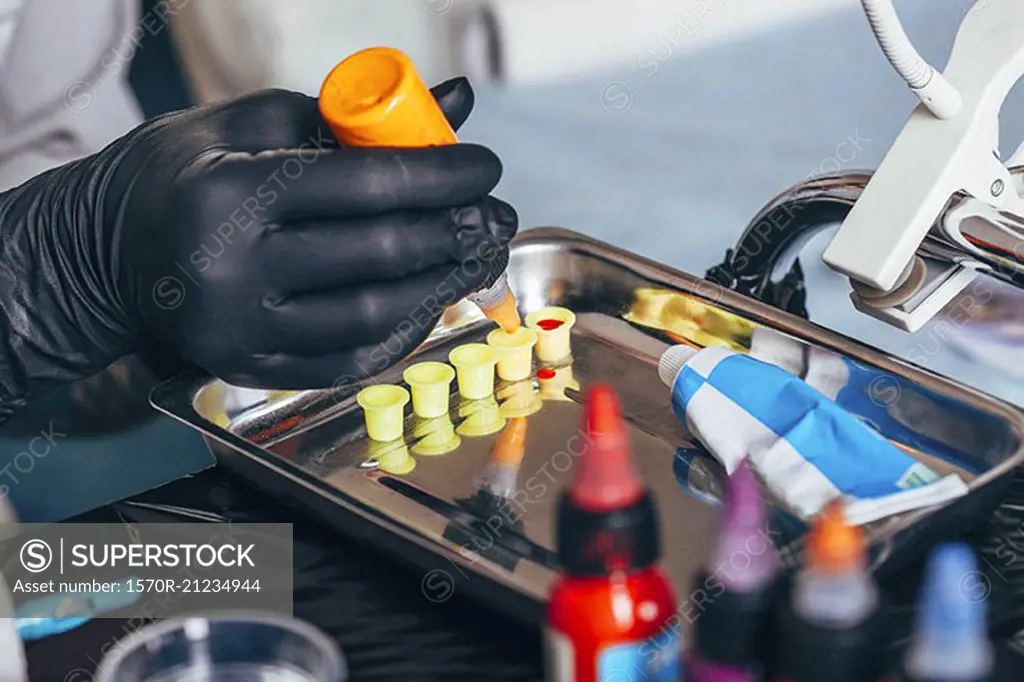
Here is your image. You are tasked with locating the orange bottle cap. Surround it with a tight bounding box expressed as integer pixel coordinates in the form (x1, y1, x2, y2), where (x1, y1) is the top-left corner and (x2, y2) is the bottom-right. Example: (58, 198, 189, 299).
(319, 47, 458, 148)
(807, 500, 865, 574)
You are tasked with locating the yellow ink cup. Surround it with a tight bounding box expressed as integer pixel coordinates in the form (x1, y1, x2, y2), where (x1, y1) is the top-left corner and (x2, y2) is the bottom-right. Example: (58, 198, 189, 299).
(497, 380, 543, 418)
(525, 307, 577, 363)
(367, 439, 416, 475)
(448, 344, 498, 400)
(487, 327, 538, 382)
(403, 362, 456, 419)
(457, 396, 506, 437)
(411, 415, 461, 456)
(357, 384, 409, 442)
(537, 365, 579, 401)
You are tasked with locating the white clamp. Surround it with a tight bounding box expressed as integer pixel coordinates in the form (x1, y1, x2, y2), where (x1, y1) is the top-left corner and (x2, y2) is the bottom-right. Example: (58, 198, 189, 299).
(822, 0, 1024, 331)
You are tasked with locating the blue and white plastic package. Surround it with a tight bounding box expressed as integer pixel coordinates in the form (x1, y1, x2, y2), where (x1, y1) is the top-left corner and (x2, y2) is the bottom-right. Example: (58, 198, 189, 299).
(658, 344, 968, 525)
(748, 327, 995, 473)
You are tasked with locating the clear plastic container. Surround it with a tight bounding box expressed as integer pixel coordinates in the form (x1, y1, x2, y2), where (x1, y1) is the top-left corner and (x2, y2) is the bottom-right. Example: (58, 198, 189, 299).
(0, 499, 25, 682)
(95, 615, 345, 682)
(0, 575, 27, 682)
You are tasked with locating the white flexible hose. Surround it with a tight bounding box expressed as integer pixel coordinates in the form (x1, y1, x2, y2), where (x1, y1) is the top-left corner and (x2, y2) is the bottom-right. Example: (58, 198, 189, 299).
(860, 0, 962, 118)
(862, 0, 931, 88)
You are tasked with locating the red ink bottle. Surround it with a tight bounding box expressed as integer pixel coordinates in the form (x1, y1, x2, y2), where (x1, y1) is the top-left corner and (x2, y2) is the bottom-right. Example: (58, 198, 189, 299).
(545, 384, 681, 682)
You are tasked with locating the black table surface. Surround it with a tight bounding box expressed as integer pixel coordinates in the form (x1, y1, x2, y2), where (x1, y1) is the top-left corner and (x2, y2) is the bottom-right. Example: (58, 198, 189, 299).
(24, 468, 543, 682)
(20, 465, 1024, 682)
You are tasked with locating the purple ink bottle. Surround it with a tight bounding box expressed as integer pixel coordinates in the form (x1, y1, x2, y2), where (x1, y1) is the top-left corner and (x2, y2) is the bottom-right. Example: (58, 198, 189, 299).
(688, 460, 779, 682)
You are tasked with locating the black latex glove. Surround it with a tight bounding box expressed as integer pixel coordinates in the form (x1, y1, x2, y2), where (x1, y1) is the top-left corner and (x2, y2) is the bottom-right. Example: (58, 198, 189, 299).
(0, 78, 517, 420)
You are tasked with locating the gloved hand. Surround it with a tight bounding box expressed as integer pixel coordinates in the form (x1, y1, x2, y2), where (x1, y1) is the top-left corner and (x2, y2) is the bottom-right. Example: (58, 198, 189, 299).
(0, 78, 516, 420)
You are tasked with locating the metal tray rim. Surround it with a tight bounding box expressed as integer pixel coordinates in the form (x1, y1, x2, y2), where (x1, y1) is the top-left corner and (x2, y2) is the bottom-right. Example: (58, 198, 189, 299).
(150, 226, 1024, 568)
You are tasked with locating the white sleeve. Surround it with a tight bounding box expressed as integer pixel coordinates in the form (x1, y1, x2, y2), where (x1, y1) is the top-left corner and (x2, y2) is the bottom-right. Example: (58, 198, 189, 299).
(0, 0, 143, 191)
(0, 1, 25, 64)
(170, 0, 458, 102)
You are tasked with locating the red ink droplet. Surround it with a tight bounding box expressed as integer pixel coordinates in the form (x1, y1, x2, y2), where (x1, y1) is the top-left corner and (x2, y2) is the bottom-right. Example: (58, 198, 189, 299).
(537, 318, 564, 331)
(537, 368, 556, 380)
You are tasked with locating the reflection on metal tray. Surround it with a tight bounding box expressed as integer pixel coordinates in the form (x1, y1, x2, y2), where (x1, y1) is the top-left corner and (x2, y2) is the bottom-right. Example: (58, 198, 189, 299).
(151, 227, 1024, 627)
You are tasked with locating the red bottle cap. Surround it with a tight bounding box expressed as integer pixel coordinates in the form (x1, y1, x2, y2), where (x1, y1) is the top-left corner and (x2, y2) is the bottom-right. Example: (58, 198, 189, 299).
(569, 384, 644, 512)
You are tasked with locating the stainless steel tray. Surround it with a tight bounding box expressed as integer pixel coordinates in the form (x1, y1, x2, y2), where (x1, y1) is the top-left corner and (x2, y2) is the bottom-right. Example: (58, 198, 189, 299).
(151, 227, 1024, 626)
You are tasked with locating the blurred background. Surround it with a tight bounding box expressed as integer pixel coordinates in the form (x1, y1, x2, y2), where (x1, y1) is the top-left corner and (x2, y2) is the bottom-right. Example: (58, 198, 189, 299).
(3, 0, 1024, 522)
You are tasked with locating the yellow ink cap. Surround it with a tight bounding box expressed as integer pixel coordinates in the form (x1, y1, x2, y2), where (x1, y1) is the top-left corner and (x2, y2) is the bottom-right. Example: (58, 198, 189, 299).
(368, 439, 415, 475)
(357, 384, 410, 442)
(497, 380, 543, 418)
(487, 327, 538, 382)
(457, 396, 506, 437)
(473, 283, 522, 334)
(319, 46, 521, 331)
(412, 415, 461, 456)
(403, 361, 455, 419)
(525, 307, 577, 363)
(448, 344, 498, 400)
(492, 290, 522, 333)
